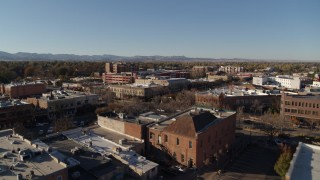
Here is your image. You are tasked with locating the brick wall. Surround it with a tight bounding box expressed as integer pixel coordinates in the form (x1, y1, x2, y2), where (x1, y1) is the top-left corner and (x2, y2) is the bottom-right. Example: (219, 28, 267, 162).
(147, 113, 236, 168)
(6, 84, 46, 98)
(124, 122, 144, 140)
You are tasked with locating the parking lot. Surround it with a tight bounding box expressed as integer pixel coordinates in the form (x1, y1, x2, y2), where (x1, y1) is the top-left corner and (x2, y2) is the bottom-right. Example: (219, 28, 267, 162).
(217, 144, 280, 180)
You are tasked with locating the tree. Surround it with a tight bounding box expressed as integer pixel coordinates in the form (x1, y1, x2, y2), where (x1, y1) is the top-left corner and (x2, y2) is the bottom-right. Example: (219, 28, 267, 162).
(251, 99, 261, 114)
(236, 106, 244, 127)
(53, 116, 74, 132)
(260, 111, 280, 139)
(260, 111, 292, 139)
(274, 145, 293, 177)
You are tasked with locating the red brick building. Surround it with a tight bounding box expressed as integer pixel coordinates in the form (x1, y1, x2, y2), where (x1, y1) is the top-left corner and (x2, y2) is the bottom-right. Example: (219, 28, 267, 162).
(103, 72, 137, 84)
(147, 108, 236, 168)
(0, 83, 46, 98)
(195, 89, 281, 112)
(281, 93, 320, 124)
(0, 100, 34, 129)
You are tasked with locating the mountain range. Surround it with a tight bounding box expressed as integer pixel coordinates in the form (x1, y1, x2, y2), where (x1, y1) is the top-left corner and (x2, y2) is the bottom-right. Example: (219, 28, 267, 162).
(0, 51, 312, 62)
(0, 51, 252, 62)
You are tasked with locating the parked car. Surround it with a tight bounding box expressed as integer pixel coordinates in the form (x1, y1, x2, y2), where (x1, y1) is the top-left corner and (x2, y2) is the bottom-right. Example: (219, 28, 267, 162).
(38, 130, 44, 135)
(47, 127, 54, 134)
(274, 138, 283, 146)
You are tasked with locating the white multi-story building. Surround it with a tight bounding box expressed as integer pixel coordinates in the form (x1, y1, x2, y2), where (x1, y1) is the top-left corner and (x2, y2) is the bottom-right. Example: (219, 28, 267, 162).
(218, 66, 244, 73)
(252, 75, 301, 89)
(274, 75, 301, 89)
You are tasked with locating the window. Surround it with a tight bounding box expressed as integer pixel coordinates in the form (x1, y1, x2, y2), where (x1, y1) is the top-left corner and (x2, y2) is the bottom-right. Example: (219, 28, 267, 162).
(57, 176, 62, 180)
(150, 133, 154, 139)
(164, 135, 168, 142)
(189, 141, 192, 148)
(291, 109, 297, 113)
(173, 152, 176, 159)
(181, 154, 185, 162)
(176, 138, 180, 145)
(158, 135, 162, 144)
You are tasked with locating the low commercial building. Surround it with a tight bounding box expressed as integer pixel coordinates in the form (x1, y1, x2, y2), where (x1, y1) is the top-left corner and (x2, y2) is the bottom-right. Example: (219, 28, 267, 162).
(26, 90, 98, 120)
(103, 72, 137, 84)
(207, 75, 230, 82)
(42, 133, 125, 180)
(135, 77, 190, 92)
(286, 142, 320, 180)
(0, 82, 46, 98)
(0, 129, 68, 180)
(281, 93, 320, 124)
(109, 84, 168, 99)
(195, 88, 281, 111)
(97, 111, 167, 141)
(147, 107, 236, 168)
(61, 128, 159, 180)
(0, 100, 34, 129)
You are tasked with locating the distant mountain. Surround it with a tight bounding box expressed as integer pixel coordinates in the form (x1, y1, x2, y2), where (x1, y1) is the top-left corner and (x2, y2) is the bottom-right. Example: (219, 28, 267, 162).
(0, 51, 313, 62)
(0, 51, 125, 61)
(0, 51, 238, 62)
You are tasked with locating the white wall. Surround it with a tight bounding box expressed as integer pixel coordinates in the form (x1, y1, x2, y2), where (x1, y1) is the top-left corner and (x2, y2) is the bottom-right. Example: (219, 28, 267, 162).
(98, 116, 125, 134)
(252, 77, 267, 86)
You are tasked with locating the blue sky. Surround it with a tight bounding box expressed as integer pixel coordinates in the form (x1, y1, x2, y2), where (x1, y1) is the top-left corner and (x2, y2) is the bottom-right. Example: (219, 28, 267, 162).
(0, 0, 319, 60)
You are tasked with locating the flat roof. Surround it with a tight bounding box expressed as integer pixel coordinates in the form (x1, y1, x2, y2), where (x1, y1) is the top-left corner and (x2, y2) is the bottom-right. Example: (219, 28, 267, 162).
(0, 100, 29, 108)
(39, 90, 98, 101)
(196, 88, 273, 96)
(61, 128, 158, 173)
(5, 82, 44, 87)
(42, 135, 111, 171)
(0, 130, 66, 180)
(286, 143, 320, 180)
(99, 112, 166, 125)
(89, 125, 144, 148)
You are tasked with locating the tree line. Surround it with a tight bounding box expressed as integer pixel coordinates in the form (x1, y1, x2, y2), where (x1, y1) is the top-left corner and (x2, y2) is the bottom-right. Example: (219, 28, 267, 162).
(1, 61, 319, 83)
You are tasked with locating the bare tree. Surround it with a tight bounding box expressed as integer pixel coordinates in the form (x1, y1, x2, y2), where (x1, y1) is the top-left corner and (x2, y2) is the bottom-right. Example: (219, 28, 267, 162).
(53, 116, 74, 132)
(260, 111, 292, 139)
(251, 99, 261, 114)
(236, 106, 244, 127)
(260, 111, 279, 139)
